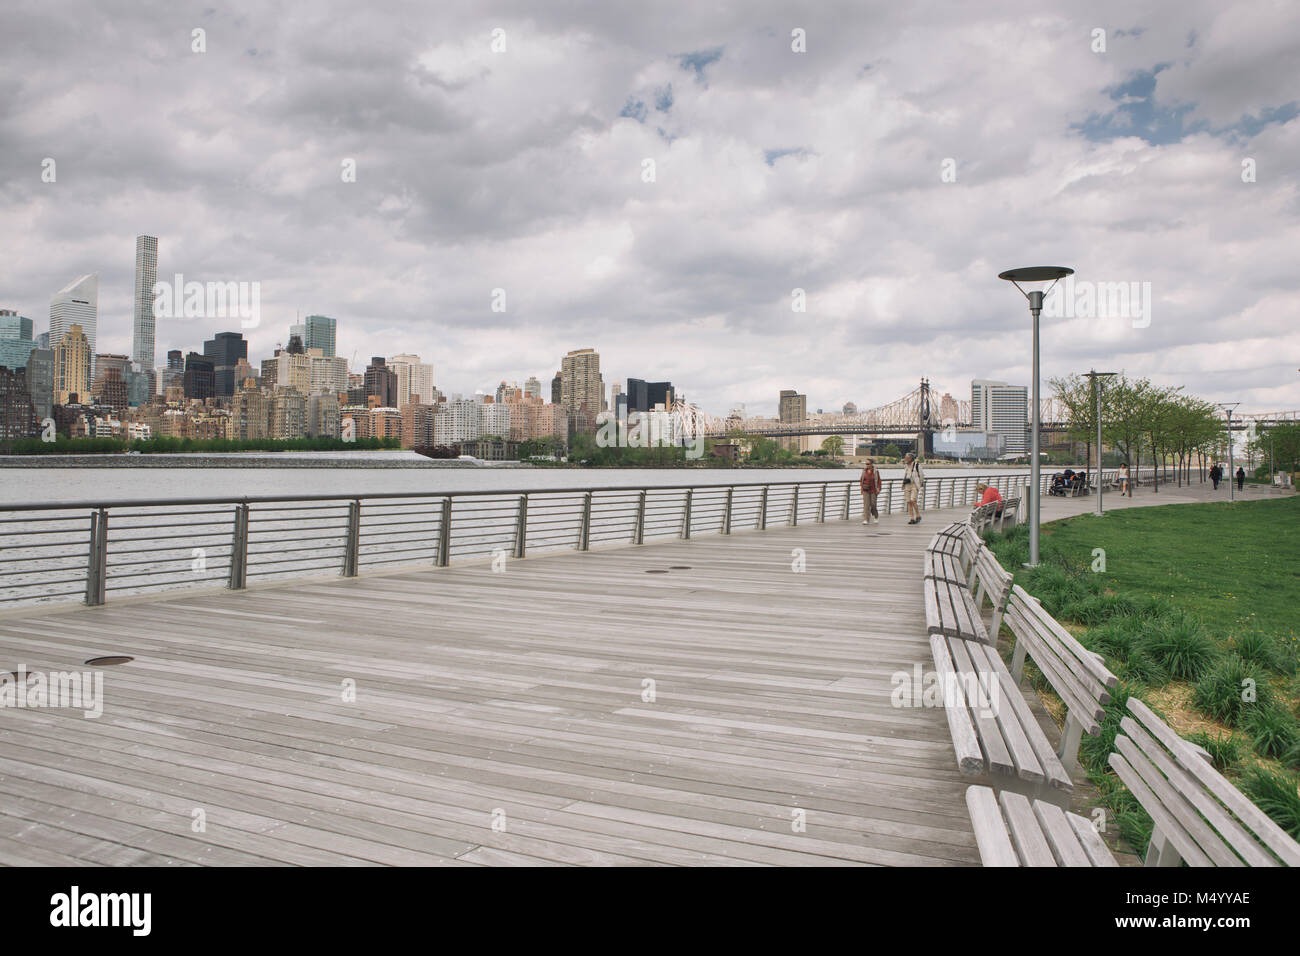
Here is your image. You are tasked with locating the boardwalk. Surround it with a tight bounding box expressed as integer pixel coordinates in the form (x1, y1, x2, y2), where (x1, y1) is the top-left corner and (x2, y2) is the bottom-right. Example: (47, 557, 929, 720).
(0, 479, 1241, 866)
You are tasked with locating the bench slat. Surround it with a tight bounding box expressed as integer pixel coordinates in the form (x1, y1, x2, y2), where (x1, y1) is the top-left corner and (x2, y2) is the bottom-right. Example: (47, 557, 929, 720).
(966, 786, 1021, 866)
(1119, 718, 1267, 867)
(947, 637, 1015, 777)
(1067, 813, 1119, 867)
(966, 641, 1047, 785)
(1108, 750, 1216, 867)
(930, 635, 985, 775)
(1032, 801, 1093, 867)
(1126, 698, 1300, 865)
(1005, 604, 1106, 732)
(981, 645, 1073, 792)
(998, 791, 1057, 866)
(1012, 585, 1117, 689)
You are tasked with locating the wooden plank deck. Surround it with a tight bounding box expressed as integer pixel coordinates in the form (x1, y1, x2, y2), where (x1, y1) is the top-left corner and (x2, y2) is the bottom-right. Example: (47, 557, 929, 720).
(0, 481, 1226, 866)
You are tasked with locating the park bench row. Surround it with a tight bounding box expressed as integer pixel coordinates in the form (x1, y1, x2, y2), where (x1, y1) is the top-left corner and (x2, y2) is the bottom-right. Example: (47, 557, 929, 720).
(921, 517, 1300, 866)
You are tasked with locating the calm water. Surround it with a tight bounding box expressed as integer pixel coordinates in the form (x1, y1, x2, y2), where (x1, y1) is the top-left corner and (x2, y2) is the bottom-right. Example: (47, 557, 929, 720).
(1, 456, 1062, 506)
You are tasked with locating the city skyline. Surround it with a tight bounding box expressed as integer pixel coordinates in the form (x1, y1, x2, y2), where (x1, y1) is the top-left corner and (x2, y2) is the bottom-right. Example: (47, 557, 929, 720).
(2, 2, 1297, 418)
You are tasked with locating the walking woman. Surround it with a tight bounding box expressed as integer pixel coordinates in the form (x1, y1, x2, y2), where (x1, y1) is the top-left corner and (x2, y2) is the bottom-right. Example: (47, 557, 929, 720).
(903, 452, 925, 524)
(860, 458, 882, 524)
(1118, 461, 1132, 498)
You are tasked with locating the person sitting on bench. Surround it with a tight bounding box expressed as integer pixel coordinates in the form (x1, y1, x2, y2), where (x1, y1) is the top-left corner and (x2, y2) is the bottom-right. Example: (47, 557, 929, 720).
(974, 482, 1003, 517)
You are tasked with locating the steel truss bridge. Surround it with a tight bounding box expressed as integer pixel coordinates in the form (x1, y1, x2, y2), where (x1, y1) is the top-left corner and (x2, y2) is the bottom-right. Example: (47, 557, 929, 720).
(673, 380, 1299, 449)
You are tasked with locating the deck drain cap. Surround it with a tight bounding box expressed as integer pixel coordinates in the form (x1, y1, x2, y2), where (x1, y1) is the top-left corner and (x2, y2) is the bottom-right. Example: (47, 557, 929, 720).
(645, 569, 669, 574)
(85, 656, 134, 666)
(669, 566, 692, 570)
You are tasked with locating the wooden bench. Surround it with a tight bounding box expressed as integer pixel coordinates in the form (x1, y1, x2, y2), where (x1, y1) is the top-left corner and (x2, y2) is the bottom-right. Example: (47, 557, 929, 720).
(926, 522, 967, 559)
(929, 632, 1074, 807)
(966, 785, 1116, 866)
(970, 502, 997, 533)
(923, 573, 989, 645)
(967, 543, 1014, 637)
(1110, 698, 1300, 867)
(967, 699, 1300, 866)
(997, 495, 1021, 531)
(1004, 584, 1118, 772)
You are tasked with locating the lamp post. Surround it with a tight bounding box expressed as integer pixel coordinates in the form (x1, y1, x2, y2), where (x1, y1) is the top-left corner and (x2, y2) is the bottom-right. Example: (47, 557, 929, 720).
(1216, 402, 1240, 502)
(998, 266, 1074, 567)
(1085, 370, 1117, 516)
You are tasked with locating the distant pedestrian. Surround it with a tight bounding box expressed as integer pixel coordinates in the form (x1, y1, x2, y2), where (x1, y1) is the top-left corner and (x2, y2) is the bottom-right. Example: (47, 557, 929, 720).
(1210, 463, 1222, 490)
(1118, 462, 1132, 497)
(1236, 467, 1245, 491)
(903, 452, 925, 524)
(859, 458, 882, 525)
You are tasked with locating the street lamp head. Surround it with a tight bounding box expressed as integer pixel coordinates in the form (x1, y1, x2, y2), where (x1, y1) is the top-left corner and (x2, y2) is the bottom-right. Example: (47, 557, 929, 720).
(999, 266, 1075, 309)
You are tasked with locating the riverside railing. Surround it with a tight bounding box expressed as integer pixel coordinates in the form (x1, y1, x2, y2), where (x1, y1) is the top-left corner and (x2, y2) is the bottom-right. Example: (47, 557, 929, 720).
(0, 469, 1129, 608)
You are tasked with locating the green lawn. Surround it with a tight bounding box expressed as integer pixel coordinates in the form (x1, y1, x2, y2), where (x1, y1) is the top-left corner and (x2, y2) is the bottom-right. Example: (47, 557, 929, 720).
(983, 495, 1300, 851)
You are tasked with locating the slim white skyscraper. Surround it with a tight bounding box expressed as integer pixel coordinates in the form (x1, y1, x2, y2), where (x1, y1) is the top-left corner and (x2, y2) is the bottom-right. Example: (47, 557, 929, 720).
(132, 236, 158, 370)
(50, 274, 98, 377)
(971, 379, 1029, 454)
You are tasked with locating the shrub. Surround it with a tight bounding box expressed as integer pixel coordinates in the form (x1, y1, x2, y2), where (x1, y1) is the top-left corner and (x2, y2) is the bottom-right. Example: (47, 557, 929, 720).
(1241, 705, 1300, 760)
(1230, 631, 1297, 676)
(1139, 612, 1220, 681)
(1240, 766, 1300, 841)
(1185, 731, 1245, 774)
(1192, 655, 1273, 725)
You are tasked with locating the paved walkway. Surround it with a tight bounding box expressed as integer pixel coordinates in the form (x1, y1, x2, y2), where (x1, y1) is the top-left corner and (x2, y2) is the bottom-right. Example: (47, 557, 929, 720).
(0, 477, 1270, 865)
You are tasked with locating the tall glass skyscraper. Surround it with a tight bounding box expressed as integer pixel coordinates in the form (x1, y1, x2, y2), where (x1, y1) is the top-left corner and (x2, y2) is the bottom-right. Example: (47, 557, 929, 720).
(132, 235, 159, 370)
(50, 274, 98, 377)
(304, 315, 337, 357)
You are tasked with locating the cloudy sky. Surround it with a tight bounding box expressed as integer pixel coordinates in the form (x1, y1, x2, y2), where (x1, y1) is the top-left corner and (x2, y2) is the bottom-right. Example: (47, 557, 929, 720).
(2, 0, 1297, 418)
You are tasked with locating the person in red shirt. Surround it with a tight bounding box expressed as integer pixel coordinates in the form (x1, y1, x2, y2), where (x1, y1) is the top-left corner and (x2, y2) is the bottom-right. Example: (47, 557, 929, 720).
(859, 459, 883, 524)
(975, 482, 1003, 516)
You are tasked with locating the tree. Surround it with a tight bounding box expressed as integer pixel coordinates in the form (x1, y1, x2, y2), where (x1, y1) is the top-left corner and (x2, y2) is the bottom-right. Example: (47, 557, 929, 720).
(820, 435, 844, 458)
(883, 443, 902, 460)
(1101, 375, 1149, 471)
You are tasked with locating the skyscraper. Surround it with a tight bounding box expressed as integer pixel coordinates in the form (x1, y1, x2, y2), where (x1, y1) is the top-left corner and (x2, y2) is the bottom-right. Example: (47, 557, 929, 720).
(364, 357, 397, 408)
(132, 236, 158, 370)
(203, 331, 248, 397)
(0, 310, 35, 371)
(50, 274, 97, 378)
(53, 324, 92, 404)
(551, 372, 562, 405)
(971, 379, 1029, 454)
(388, 354, 434, 407)
(183, 352, 215, 400)
(560, 348, 601, 416)
(304, 315, 337, 357)
(25, 348, 55, 421)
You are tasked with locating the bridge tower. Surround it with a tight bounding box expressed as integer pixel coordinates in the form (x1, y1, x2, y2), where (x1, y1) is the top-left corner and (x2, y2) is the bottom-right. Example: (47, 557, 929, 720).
(919, 378, 935, 455)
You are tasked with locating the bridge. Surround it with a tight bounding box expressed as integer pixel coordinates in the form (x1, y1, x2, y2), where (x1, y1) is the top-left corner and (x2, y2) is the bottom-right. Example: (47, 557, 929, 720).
(674, 381, 1299, 450)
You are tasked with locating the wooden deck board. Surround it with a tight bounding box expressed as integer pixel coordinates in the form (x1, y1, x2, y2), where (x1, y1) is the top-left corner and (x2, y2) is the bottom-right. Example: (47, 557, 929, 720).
(0, 485, 1214, 866)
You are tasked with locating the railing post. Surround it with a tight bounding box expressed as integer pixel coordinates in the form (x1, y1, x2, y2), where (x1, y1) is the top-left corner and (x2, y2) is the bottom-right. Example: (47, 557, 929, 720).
(514, 493, 528, 558)
(230, 502, 250, 588)
(722, 487, 733, 535)
(579, 491, 592, 551)
(634, 490, 646, 544)
(885, 480, 893, 516)
(83, 508, 108, 606)
(759, 486, 769, 530)
(681, 488, 693, 540)
(437, 497, 452, 567)
(842, 482, 851, 521)
(790, 484, 799, 526)
(340, 499, 359, 578)
(818, 483, 827, 523)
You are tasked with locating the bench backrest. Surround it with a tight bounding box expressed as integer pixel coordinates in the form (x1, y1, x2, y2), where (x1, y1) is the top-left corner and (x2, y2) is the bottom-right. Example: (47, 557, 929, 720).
(1110, 698, 1300, 866)
(1004, 584, 1117, 735)
(1000, 496, 1021, 526)
(968, 545, 1014, 634)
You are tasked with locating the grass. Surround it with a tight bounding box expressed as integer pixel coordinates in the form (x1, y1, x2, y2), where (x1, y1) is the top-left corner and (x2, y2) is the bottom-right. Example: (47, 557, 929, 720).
(984, 494, 1300, 854)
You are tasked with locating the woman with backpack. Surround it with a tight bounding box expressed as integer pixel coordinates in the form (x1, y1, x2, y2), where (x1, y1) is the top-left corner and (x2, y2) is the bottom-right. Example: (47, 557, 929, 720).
(859, 459, 883, 525)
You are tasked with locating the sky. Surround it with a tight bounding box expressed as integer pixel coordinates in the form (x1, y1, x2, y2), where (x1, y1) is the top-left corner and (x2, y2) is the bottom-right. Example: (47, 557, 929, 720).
(1, 0, 1297, 418)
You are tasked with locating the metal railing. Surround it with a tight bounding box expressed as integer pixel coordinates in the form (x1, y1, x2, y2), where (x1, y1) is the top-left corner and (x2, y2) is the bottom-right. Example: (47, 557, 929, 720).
(0, 469, 1133, 609)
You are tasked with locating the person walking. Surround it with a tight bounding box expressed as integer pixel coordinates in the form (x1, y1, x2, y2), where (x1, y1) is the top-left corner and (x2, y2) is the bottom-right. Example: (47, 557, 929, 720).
(1210, 463, 1221, 490)
(1236, 466, 1245, 491)
(1118, 462, 1132, 497)
(903, 452, 925, 524)
(859, 458, 883, 525)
